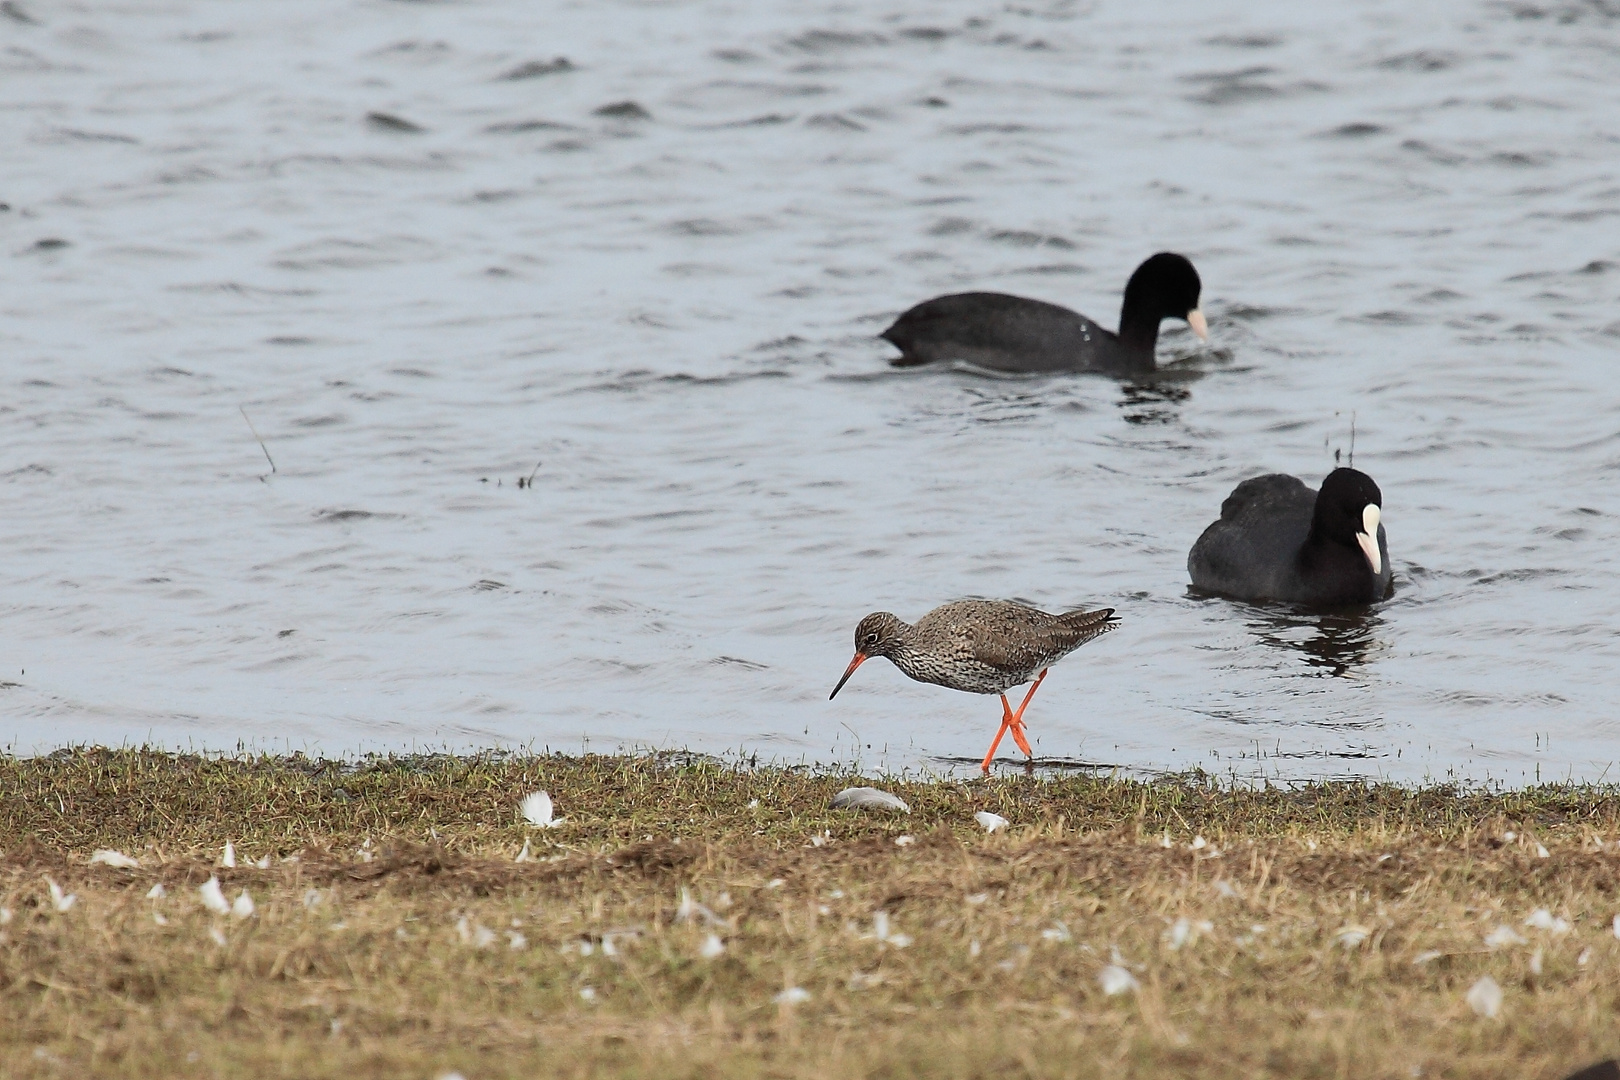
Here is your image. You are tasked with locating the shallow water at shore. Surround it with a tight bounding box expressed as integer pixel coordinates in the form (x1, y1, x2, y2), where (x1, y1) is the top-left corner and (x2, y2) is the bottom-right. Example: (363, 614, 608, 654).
(2, 0, 1619, 784)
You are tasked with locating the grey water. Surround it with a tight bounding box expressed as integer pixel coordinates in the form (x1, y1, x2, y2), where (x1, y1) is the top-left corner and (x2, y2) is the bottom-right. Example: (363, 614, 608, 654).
(3, 0, 1619, 785)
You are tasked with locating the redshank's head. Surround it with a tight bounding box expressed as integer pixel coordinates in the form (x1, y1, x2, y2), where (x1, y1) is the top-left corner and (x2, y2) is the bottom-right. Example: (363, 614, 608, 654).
(829, 611, 906, 699)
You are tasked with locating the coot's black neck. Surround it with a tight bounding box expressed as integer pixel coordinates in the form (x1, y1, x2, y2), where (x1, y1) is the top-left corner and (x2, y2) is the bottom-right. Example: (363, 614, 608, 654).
(1114, 296, 1163, 368)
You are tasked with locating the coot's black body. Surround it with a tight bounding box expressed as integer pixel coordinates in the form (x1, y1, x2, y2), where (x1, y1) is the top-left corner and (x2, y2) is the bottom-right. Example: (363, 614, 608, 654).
(1188, 468, 1392, 607)
(881, 252, 1205, 374)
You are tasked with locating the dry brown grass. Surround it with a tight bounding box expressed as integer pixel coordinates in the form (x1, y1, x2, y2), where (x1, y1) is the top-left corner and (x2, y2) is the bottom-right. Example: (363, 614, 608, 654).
(2, 750, 1619, 1079)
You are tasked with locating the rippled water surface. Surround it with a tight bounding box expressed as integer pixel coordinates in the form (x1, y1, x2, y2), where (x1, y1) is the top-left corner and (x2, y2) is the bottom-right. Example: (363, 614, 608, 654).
(4, 0, 1620, 782)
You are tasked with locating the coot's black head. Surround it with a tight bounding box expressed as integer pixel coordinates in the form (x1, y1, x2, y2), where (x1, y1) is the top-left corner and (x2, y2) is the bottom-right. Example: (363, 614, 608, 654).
(1121, 252, 1206, 341)
(1313, 468, 1384, 575)
(830, 612, 906, 699)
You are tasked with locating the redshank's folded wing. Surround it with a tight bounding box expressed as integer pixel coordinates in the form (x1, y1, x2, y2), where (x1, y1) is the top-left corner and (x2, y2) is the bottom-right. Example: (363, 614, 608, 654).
(957, 607, 1116, 673)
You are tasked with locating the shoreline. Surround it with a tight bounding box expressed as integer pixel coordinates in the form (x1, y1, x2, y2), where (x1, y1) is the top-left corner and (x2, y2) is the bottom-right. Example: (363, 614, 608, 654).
(3, 749, 1618, 1077)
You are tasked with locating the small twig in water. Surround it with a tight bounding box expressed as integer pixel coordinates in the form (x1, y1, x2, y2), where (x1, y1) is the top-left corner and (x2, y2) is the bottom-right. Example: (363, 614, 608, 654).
(240, 407, 277, 475)
(518, 460, 542, 489)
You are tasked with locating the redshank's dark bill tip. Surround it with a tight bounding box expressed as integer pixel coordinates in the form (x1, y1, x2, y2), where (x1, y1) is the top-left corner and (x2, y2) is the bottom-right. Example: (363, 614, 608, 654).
(829, 652, 867, 700)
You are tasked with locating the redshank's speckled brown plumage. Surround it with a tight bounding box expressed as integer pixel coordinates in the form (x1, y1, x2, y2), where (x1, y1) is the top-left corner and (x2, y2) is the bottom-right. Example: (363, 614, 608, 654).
(829, 599, 1119, 771)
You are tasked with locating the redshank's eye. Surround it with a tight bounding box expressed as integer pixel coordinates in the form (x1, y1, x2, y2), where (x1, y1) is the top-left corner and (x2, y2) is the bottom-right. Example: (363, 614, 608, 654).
(863, 632, 879, 646)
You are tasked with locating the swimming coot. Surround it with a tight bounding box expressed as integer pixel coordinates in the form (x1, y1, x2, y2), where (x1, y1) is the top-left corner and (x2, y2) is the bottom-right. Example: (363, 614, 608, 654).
(880, 252, 1206, 374)
(1187, 468, 1392, 606)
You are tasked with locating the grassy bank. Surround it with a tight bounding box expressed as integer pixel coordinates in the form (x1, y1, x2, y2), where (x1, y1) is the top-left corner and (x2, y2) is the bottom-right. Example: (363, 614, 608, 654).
(2, 750, 1619, 1079)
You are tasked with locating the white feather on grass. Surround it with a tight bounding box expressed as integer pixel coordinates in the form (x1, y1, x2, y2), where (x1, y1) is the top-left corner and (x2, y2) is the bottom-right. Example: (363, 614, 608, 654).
(1098, 965, 1138, 996)
(46, 878, 76, 913)
(231, 890, 255, 920)
(700, 933, 725, 959)
(676, 887, 729, 928)
(455, 916, 497, 949)
(1484, 925, 1527, 949)
(1335, 925, 1371, 949)
(829, 787, 910, 813)
(774, 987, 811, 1005)
(1466, 975, 1503, 1018)
(199, 876, 231, 915)
(208, 925, 228, 947)
(521, 791, 564, 828)
(1523, 908, 1569, 934)
(974, 811, 1009, 833)
(221, 841, 236, 868)
(146, 883, 166, 900)
(89, 849, 140, 869)
(515, 837, 534, 863)
(1165, 917, 1213, 951)
(865, 911, 912, 948)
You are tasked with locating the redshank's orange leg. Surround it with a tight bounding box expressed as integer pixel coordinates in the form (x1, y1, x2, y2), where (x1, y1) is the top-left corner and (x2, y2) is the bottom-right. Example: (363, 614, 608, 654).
(979, 695, 1017, 772)
(1004, 669, 1050, 758)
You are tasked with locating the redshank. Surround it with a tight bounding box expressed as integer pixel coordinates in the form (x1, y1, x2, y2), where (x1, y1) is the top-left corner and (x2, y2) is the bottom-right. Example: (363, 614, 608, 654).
(829, 599, 1119, 771)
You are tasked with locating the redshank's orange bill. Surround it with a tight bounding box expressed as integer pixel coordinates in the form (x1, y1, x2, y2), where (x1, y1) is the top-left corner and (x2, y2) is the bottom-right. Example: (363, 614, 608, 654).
(828, 652, 867, 699)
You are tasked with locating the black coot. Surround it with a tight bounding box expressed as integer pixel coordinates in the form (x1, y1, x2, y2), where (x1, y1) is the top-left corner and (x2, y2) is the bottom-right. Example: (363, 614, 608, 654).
(880, 252, 1206, 374)
(1188, 468, 1392, 606)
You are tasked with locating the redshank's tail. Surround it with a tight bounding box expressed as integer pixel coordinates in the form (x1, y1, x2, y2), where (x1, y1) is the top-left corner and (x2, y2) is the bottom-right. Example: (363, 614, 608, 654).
(1056, 607, 1120, 651)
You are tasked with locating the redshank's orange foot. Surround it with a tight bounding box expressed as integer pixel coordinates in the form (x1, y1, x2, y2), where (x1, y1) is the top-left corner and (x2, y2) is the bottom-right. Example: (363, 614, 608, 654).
(980, 695, 1017, 771)
(1003, 669, 1047, 758)
(1009, 718, 1033, 758)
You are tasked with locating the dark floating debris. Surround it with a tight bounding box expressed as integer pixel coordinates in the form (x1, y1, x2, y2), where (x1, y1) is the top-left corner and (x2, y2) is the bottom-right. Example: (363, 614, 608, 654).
(278, 629, 296, 638)
(594, 100, 651, 120)
(484, 119, 575, 134)
(471, 580, 507, 591)
(32, 237, 69, 250)
(499, 57, 574, 80)
(805, 113, 865, 131)
(517, 461, 541, 488)
(366, 111, 426, 133)
(1325, 122, 1385, 138)
(710, 655, 768, 671)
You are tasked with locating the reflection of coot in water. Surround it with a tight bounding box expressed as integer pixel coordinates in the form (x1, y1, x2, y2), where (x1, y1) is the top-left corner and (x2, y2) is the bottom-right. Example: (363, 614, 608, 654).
(1188, 468, 1392, 607)
(880, 252, 1206, 374)
(1246, 609, 1385, 678)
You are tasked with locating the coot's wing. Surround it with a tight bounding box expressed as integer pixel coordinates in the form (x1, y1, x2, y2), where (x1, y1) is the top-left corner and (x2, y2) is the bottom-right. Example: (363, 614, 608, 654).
(881, 292, 1107, 372)
(1217, 474, 1314, 522)
(1188, 475, 1317, 601)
